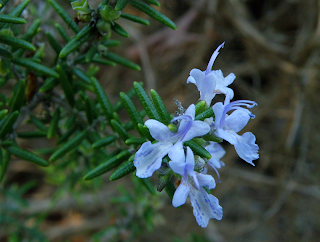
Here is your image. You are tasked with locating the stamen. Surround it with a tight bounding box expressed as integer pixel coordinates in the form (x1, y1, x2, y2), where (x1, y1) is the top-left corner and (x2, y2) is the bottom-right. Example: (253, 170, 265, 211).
(171, 114, 193, 142)
(220, 100, 257, 127)
(205, 42, 225, 75)
(211, 165, 222, 183)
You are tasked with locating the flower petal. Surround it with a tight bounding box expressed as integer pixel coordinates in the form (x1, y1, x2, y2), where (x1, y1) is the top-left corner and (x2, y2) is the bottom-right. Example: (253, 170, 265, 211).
(189, 186, 223, 227)
(205, 142, 226, 169)
(196, 173, 216, 189)
(200, 73, 217, 106)
(184, 104, 195, 118)
(182, 121, 210, 142)
(172, 181, 190, 207)
(215, 128, 239, 145)
(145, 119, 175, 142)
(187, 69, 204, 89)
(225, 109, 250, 133)
(134, 141, 172, 178)
(168, 141, 184, 163)
(234, 132, 259, 165)
(212, 102, 224, 127)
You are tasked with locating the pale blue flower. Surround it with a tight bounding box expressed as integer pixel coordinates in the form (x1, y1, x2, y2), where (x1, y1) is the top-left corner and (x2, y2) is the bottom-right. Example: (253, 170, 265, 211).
(134, 104, 210, 178)
(211, 100, 259, 165)
(187, 42, 236, 106)
(205, 142, 225, 182)
(205, 142, 225, 169)
(169, 147, 223, 227)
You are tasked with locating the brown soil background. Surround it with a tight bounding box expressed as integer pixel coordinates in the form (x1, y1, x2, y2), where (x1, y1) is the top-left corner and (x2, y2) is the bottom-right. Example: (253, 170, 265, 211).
(2, 0, 320, 241)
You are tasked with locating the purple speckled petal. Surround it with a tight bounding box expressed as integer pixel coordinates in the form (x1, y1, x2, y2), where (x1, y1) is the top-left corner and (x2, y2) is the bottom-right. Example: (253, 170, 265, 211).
(134, 141, 172, 178)
(189, 186, 223, 227)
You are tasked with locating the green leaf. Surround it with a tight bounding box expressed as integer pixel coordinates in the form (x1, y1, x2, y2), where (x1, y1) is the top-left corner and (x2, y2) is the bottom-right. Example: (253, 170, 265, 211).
(120, 92, 144, 133)
(92, 56, 116, 66)
(0, 109, 8, 120)
(5, 145, 49, 167)
(120, 13, 150, 26)
(45, 31, 62, 54)
(59, 29, 94, 58)
(125, 137, 146, 145)
(91, 77, 113, 122)
(56, 124, 77, 145)
(0, 111, 19, 139)
(56, 65, 75, 107)
(137, 123, 154, 141)
(202, 133, 223, 143)
(133, 82, 160, 120)
(0, 148, 10, 182)
(115, 0, 127, 11)
(11, 0, 30, 17)
(136, 177, 156, 195)
(20, 18, 41, 42)
(128, 0, 176, 30)
(49, 130, 87, 162)
(85, 46, 97, 62)
(55, 22, 70, 42)
(104, 52, 140, 70)
(76, 24, 93, 40)
(10, 79, 26, 112)
(17, 131, 47, 139)
(111, 22, 129, 37)
(0, 0, 29, 29)
(84, 150, 131, 180)
(0, 35, 35, 51)
(114, 86, 136, 111)
(11, 58, 59, 78)
(92, 135, 117, 149)
(164, 180, 176, 201)
(195, 107, 215, 121)
(109, 154, 135, 180)
(125, 109, 146, 130)
(184, 140, 211, 159)
(150, 89, 171, 124)
(39, 77, 58, 93)
(84, 96, 95, 124)
(110, 119, 129, 142)
(72, 67, 91, 84)
(0, 14, 26, 24)
(144, 0, 160, 6)
(157, 170, 173, 192)
(0, 47, 12, 58)
(47, 108, 60, 139)
(48, 0, 80, 34)
(102, 39, 120, 47)
(195, 100, 207, 117)
(29, 114, 48, 132)
(0, 0, 10, 10)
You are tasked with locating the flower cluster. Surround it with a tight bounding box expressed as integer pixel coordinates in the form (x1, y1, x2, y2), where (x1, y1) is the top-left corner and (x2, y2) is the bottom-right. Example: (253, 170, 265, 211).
(133, 43, 259, 227)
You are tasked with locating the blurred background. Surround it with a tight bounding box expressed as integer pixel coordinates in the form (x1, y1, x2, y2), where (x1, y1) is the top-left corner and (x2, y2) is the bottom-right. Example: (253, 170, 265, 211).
(1, 0, 320, 241)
